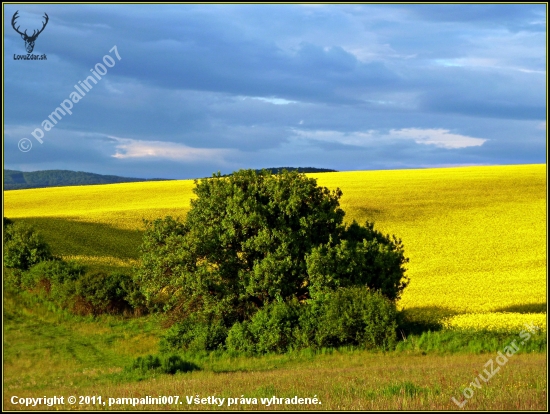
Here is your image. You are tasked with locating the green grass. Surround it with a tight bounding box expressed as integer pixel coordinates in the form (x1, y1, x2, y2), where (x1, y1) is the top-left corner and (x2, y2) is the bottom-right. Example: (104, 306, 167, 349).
(3, 289, 163, 389)
(3, 288, 547, 410)
(395, 329, 547, 354)
(380, 381, 437, 398)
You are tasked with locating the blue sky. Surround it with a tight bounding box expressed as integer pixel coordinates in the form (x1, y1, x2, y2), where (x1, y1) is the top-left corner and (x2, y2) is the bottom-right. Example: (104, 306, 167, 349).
(4, 4, 546, 179)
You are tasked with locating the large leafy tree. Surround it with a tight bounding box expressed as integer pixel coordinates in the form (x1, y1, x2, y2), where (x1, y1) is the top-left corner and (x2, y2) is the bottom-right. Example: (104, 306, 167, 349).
(135, 169, 408, 324)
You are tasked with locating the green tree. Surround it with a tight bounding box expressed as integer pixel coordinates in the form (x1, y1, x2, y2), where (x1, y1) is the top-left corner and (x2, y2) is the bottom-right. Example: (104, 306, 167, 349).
(135, 169, 409, 327)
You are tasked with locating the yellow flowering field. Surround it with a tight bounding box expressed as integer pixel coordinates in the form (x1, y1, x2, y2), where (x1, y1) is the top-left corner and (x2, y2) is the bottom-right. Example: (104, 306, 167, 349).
(2, 179, 197, 229)
(442, 312, 546, 333)
(4, 164, 546, 332)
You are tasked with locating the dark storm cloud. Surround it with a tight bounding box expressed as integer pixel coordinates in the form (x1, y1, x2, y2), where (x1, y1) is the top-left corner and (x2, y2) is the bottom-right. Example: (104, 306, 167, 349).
(3, 4, 546, 178)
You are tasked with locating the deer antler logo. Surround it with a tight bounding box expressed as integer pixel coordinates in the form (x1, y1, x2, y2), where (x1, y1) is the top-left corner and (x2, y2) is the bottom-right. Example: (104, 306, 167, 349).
(12, 10, 49, 54)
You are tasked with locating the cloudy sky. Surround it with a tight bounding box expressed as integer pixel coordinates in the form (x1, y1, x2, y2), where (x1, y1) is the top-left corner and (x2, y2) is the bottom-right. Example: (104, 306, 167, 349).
(4, 4, 546, 179)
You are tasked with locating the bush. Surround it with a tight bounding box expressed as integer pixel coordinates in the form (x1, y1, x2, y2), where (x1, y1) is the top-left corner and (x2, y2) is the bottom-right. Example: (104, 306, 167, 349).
(15, 259, 138, 316)
(20, 260, 86, 306)
(226, 288, 398, 354)
(160, 314, 228, 352)
(134, 169, 407, 353)
(310, 287, 398, 350)
(130, 354, 200, 375)
(224, 321, 255, 354)
(124, 287, 148, 316)
(3, 222, 54, 270)
(226, 299, 301, 355)
(73, 271, 135, 315)
(21, 259, 86, 290)
(3, 268, 23, 291)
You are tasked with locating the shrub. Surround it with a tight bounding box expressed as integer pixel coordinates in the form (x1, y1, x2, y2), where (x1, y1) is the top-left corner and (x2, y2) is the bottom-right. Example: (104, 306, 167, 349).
(310, 286, 398, 350)
(21, 259, 86, 290)
(73, 271, 135, 315)
(225, 320, 256, 355)
(226, 288, 398, 354)
(293, 298, 324, 349)
(226, 299, 301, 355)
(135, 169, 407, 353)
(21, 260, 86, 306)
(16, 261, 138, 316)
(160, 314, 228, 352)
(3, 268, 23, 291)
(124, 287, 149, 316)
(130, 354, 200, 375)
(3, 222, 54, 270)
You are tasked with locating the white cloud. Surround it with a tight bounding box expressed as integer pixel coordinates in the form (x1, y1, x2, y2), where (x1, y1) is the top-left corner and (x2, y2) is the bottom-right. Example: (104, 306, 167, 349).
(432, 58, 546, 75)
(292, 128, 487, 149)
(104, 80, 123, 95)
(252, 97, 298, 105)
(388, 128, 487, 149)
(292, 129, 377, 146)
(109, 136, 233, 162)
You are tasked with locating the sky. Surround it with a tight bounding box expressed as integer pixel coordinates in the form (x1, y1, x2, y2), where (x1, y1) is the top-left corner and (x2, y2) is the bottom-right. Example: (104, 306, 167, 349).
(3, 3, 547, 179)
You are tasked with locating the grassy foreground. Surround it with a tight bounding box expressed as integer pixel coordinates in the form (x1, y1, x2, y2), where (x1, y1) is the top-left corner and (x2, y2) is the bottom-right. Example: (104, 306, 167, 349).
(3, 289, 547, 411)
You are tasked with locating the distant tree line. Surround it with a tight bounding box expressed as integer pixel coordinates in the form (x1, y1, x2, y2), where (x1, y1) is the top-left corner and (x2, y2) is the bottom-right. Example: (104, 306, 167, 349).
(220, 167, 337, 177)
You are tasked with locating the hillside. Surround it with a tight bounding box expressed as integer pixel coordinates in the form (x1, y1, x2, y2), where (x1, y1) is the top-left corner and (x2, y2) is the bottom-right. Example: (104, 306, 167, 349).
(4, 164, 546, 332)
(3, 169, 170, 190)
(3, 168, 335, 190)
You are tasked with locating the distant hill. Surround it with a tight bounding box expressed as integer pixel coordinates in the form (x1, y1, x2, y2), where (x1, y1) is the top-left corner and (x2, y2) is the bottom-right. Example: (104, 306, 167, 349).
(3, 167, 337, 190)
(3, 169, 171, 190)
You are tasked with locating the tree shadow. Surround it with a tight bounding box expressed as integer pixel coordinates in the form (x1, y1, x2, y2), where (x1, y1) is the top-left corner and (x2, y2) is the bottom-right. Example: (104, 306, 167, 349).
(13, 217, 144, 260)
(494, 303, 547, 313)
(355, 206, 384, 221)
(397, 306, 460, 336)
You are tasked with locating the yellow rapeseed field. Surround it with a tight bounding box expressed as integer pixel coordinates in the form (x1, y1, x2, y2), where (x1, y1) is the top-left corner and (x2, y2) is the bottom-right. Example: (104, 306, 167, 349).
(4, 164, 546, 332)
(442, 312, 546, 333)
